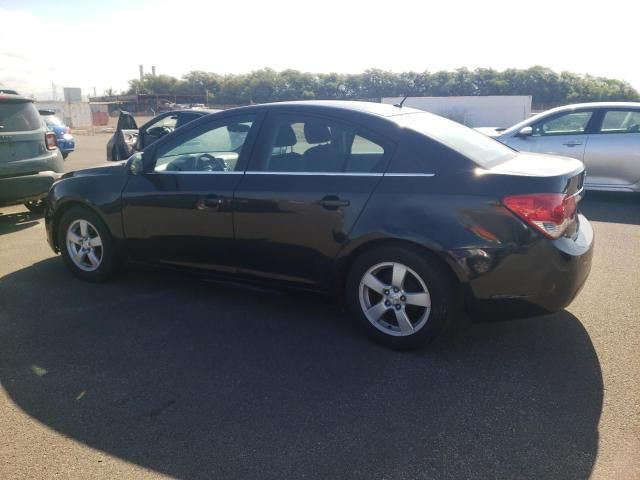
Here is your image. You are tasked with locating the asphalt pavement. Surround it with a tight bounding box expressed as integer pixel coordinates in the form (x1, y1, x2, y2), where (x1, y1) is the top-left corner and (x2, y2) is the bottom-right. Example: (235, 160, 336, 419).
(0, 134, 639, 479)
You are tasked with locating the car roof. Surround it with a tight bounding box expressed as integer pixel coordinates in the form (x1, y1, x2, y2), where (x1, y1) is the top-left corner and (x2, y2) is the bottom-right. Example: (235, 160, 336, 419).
(0, 93, 34, 104)
(540, 101, 640, 113)
(169, 108, 220, 115)
(232, 100, 421, 117)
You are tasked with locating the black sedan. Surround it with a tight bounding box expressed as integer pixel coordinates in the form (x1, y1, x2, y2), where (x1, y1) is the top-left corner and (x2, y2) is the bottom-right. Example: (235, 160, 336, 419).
(45, 101, 593, 349)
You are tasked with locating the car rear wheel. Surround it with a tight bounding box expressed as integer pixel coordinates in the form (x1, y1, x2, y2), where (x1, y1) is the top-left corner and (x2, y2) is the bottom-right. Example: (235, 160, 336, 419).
(346, 245, 455, 350)
(57, 206, 116, 282)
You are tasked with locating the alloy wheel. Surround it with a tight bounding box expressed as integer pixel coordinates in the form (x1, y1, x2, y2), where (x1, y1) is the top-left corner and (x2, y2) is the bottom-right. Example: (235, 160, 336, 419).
(358, 262, 432, 336)
(66, 219, 103, 272)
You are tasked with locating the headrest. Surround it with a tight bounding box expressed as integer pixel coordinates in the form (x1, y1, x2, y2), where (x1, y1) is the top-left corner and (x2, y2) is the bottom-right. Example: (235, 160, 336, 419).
(304, 121, 331, 144)
(274, 124, 297, 147)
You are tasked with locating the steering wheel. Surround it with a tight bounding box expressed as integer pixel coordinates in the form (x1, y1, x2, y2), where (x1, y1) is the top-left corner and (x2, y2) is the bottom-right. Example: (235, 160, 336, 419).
(147, 125, 174, 138)
(196, 153, 227, 172)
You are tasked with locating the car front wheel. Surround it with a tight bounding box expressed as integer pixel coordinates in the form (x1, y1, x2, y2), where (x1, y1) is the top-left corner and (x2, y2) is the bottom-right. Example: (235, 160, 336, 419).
(346, 245, 455, 350)
(57, 206, 116, 282)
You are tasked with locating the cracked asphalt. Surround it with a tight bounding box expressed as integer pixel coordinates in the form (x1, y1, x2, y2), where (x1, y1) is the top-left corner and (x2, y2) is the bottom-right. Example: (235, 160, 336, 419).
(1, 134, 639, 479)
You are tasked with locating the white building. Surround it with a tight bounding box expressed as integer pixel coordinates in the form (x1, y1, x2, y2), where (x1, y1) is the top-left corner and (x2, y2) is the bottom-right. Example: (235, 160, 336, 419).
(382, 95, 532, 128)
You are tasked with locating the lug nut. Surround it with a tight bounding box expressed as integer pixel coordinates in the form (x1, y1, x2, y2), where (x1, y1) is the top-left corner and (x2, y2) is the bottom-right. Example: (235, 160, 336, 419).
(384, 289, 390, 295)
(384, 300, 391, 306)
(393, 287, 399, 293)
(400, 295, 406, 302)
(395, 304, 401, 310)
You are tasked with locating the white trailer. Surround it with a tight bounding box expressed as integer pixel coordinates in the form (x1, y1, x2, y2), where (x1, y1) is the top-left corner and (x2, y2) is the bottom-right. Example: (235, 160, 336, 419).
(381, 95, 532, 128)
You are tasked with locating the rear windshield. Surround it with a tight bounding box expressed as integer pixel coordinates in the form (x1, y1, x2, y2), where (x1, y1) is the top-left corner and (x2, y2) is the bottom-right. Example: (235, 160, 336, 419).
(0, 101, 42, 132)
(41, 114, 64, 126)
(395, 112, 517, 168)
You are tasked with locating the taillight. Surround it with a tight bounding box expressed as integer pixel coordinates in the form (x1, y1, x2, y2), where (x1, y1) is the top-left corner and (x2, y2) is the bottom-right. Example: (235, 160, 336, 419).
(45, 131, 57, 150)
(503, 193, 578, 239)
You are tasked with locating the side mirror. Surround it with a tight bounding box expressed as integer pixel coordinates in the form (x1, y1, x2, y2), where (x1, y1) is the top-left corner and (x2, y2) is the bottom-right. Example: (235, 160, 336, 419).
(518, 126, 533, 137)
(128, 152, 145, 175)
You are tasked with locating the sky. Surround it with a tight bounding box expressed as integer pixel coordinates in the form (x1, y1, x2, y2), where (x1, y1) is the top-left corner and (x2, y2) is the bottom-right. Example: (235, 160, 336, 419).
(1, 0, 639, 100)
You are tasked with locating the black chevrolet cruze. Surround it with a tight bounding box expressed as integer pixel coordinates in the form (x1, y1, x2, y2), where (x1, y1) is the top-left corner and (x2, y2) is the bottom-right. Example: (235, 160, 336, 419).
(45, 101, 593, 349)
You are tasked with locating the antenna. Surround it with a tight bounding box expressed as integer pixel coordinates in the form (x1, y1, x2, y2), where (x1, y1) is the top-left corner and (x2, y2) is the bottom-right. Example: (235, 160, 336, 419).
(394, 94, 409, 108)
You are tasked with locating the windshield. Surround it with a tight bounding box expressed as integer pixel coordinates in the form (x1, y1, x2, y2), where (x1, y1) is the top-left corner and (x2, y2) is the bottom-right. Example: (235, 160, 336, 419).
(395, 112, 517, 168)
(42, 114, 64, 126)
(0, 101, 42, 132)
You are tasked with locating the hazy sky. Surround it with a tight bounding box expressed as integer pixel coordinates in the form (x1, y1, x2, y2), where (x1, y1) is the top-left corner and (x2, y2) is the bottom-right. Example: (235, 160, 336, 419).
(1, 0, 639, 99)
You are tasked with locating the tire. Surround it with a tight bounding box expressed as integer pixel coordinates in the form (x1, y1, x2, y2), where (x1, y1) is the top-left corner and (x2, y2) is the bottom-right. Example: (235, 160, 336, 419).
(345, 245, 456, 350)
(24, 200, 45, 214)
(56, 206, 117, 282)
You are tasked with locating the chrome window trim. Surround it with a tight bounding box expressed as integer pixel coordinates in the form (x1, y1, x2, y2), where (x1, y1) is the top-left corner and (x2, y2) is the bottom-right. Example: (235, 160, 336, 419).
(152, 170, 244, 175)
(244, 171, 383, 177)
(384, 173, 436, 177)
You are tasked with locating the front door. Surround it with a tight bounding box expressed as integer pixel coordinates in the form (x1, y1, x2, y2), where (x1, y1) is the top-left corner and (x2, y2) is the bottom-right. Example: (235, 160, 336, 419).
(233, 111, 392, 287)
(506, 109, 594, 161)
(121, 113, 260, 272)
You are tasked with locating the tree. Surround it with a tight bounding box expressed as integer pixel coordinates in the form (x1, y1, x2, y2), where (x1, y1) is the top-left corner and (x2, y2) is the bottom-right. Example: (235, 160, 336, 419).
(124, 67, 639, 107)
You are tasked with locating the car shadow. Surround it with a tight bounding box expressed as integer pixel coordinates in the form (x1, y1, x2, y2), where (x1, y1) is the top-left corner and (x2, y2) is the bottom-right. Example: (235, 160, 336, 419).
(0, 209, 42, 236)
(580, 191, 640, 225)
(0, 259, 603, 480)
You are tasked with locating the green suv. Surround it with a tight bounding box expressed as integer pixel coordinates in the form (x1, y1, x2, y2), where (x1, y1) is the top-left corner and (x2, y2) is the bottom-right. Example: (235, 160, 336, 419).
(0, 93, 64, 212)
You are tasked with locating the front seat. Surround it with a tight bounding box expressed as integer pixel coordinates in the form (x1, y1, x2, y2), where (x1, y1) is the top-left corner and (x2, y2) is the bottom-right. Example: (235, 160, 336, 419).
(268, 124, 302, 171)
(302, 121, 340, 172)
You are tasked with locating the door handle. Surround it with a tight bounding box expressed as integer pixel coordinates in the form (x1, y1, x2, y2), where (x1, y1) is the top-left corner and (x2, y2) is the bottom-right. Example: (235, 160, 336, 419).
(196, 195, 225, 210)
(563, 141, 583, 147)
(320, 195, 350, 210)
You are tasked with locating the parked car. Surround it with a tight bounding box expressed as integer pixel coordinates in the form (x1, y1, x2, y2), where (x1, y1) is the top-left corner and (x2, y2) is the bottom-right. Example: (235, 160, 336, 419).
(0, 93, 63, 212)
(45, 101, 593, 349)
(491, 102, 640, 192)
(106, 109, 219, 161)
(39, 109, 75, 159)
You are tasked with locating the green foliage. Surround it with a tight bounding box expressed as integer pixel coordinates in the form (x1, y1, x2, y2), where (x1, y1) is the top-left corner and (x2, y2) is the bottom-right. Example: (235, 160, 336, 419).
(126, 66, 639, 107)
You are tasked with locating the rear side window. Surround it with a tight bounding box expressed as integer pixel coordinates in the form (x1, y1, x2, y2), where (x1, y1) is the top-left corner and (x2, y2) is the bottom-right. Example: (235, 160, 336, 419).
(396, 112, 516, 168)
(252, 113, 388, 173)
(0, 102, 42, 132)
(599, 110, 640, 133)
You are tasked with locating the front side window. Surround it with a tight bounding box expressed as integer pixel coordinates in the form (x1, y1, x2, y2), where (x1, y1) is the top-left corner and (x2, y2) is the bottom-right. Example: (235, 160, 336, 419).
(254, 114, 387, 173)
(154, 115, 255, 172)
(533, 111, 593, 136)
(147, 114, 178, 135)
(599, 110, 640, 133)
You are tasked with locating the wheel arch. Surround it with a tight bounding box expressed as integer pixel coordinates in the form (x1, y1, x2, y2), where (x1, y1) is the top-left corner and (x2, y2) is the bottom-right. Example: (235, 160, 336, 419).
(50, 200, 110, 252)
(332, 236, 465, 300)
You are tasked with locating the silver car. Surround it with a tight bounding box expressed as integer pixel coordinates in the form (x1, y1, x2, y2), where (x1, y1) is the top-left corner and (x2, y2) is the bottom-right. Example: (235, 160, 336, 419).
(494, 102, 640, 192)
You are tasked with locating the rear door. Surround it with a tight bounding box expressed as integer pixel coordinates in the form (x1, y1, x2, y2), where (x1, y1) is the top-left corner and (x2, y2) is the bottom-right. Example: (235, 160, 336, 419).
(233, 111, 392, 288)
(583, 108, 640, 187)
(512, 109, 595, 161)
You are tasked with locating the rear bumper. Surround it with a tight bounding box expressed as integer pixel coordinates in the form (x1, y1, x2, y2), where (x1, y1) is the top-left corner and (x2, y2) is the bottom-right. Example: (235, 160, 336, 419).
(0, 171, 62, 206)
(456, 214, 594, 313)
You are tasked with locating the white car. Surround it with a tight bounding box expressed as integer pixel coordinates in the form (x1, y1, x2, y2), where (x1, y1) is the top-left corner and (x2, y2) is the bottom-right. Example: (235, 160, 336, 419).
(491, 102, 640, 192)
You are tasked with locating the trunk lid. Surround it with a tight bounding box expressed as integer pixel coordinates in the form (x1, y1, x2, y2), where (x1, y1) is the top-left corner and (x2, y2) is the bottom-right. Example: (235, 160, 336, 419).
(485, 152, 585, 196)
